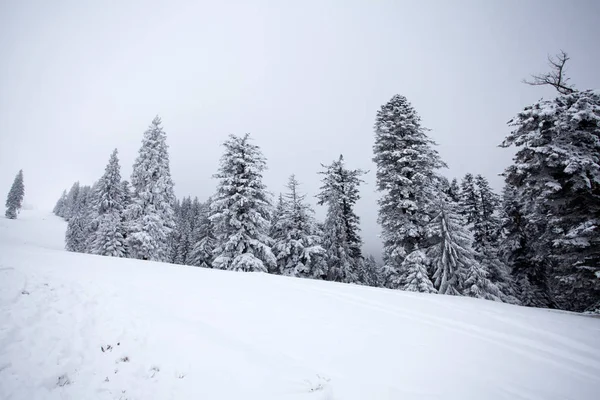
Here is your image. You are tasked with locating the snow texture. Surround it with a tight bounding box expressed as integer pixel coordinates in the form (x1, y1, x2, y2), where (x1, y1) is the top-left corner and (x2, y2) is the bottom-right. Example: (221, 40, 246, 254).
(1, 210, 599, 399)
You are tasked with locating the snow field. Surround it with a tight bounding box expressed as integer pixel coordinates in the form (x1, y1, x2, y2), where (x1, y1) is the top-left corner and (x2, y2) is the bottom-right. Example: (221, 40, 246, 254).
(1, 210, 599, 399)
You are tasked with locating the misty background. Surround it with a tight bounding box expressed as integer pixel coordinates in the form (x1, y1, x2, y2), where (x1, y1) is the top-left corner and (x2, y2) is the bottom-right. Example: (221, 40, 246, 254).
(1, 0, 599, 257)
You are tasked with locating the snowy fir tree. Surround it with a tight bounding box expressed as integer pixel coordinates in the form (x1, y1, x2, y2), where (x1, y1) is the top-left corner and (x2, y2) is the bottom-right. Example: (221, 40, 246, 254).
(53, 190, 68, 217)
(473, 175, 517, 302)
(359, 254, 384, 287)
(501, 89, 600, 312)
(126, 116, 177, 262)
(121, 180, 132, 210)
(91, 149, 127, 257)
(189, 198, 217, 268)
(499, 185, 551, 307)
(373, 94, 446, 289)
(426, 199, 500, 298)
(65, 185, 93, 252)
(447, 178, 461, 204)
(5, 170, 24, 219)
(317, 155, 365, 283)
(272, 175, 324, 278)
(459, 173, 480, 225)
(172, 197, 194, 265)
(210, 133, 276, 272)
(64, 182, 81, 220)
(401, 249, 436, 293)
(268, 193, 286, 273)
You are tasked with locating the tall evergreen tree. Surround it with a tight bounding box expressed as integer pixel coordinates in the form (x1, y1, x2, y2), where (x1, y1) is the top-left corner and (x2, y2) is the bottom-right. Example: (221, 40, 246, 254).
(500, 185, 550, 307)
(174, 197, 194, 265)
(126, 116, 177, 262)
(459, 173, 479, 225)
(402, 249, 436, 293)
(5, 170, 24, 219)
(92, 149, 127, 257)
(272, 175, 324, 278)
(189, 198, 217, 268)
(473, 175, 517, 302)
(65, 186, 92, 252)
(360, 254, 384, 287)
(53, 190, 68, 217)
(426, 199, 500, 298)
(64, 182, 81, 220)
(210, 133, 275, 272)
(373, 94, 446, 288)
(501, 89, 600, 311)
(317, 155, 365, 283)
(448, 178, 461, 204)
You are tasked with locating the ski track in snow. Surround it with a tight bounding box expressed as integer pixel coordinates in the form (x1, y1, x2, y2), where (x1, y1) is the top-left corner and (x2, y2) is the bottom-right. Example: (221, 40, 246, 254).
(1, 210, 600, 399)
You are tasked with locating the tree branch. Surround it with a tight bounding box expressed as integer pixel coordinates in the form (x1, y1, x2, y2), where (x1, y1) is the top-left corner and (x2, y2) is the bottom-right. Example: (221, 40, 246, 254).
(523, 50, 576, 95)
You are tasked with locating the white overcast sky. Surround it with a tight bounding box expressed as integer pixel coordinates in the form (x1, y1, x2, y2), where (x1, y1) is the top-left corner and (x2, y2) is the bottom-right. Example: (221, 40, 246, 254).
(1, 0, 599, 256)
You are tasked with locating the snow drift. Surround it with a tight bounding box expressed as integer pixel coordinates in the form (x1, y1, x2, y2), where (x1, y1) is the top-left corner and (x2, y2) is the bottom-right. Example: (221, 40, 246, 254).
(1, 210, 599, 399)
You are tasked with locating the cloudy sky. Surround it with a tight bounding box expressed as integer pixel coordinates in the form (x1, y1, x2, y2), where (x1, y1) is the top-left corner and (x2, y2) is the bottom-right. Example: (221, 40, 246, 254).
(1, 0, 599, 256)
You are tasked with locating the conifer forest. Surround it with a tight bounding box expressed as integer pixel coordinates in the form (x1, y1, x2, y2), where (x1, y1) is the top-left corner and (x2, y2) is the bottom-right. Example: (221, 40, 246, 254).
(40, 52, 599, 314)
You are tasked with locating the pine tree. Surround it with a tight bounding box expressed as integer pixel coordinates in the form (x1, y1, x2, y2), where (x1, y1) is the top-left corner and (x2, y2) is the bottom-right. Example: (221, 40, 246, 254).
(448, 178, 461, 203)
(5, 170, 24, 219)
(317, 155, 365, 283)
(65, 186, 92, 252)
(373, 94, 446, 288)
(269, 193, 286, 274)
(272, 175, 325, 278)
(473, 175, 517, 302)
(92, 149, 127, 257)
(402, 249, 436, 293)
(427, 200, 479, 296)
(501, 89, 600, 311)
(121, 181, 132, 210)
(126, 116, 177, 262)
(210, 133, 276, 272)
(459, 173, 479, 225)
(53, 190, 68, 217)
(64, 182, 81, 220)
(174, 197, 193, 265)
(189, 198, 217, 268)
(360, 254, 384, 287)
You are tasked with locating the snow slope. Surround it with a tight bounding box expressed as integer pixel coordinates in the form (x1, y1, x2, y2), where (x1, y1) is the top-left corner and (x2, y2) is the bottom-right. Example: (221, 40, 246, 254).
(1, 211, 599, 400)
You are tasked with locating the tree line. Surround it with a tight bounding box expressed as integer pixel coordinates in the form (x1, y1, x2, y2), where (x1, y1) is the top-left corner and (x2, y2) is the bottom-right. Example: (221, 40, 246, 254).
(50, 52, 599, 313)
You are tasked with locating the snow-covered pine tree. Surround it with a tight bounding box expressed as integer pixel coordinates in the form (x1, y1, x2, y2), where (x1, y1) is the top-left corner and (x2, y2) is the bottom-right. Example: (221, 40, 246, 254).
(269, 193, 286, 273)
(121, 180, 132, 210)
(210, 133, 275, 272)
(317, 155, 365, 283)
(174, 197, 194, 265)
(53, 190, 68, 217)
(5, 170, 24, 219)
(65, 185, 92, 252)
(91, 149, 127, 257)
(372, 94, 446, 288)
(64, 182, 81, 220)
(272, 175, 324, 278)
(473, 175, 517, 302)
(499, 185, 550, 307)
(448, 178, 461, 204)
(359, 254, 384, 287)
(402, 249, 436, 293)
(189, 198, 217, 268)
(459, 173, 479, 225)
(426, 198, 500, 298)
(501, 89, 600, 312)
(126, 116, 177, 262)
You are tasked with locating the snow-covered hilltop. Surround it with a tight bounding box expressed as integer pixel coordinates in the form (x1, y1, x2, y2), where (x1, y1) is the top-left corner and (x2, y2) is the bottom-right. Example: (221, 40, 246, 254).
(1, 210, 599, 400)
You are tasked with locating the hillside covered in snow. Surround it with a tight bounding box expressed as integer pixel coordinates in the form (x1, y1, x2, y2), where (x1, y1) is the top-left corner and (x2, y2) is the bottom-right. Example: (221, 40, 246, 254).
(1, 210, 599, 400)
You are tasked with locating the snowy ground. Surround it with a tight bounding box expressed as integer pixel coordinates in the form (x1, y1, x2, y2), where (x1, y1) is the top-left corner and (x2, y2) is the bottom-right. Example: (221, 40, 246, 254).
(1, 211, 599, 400)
